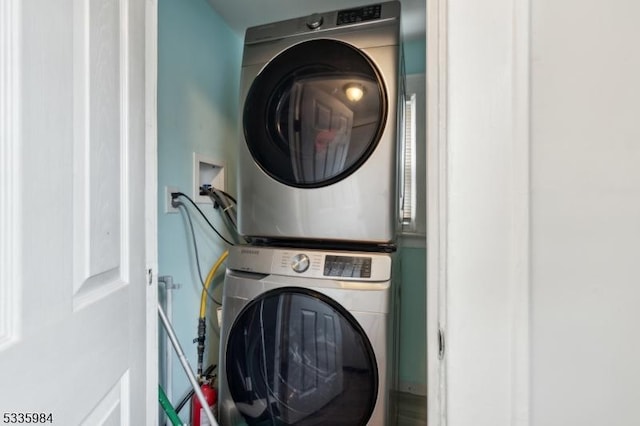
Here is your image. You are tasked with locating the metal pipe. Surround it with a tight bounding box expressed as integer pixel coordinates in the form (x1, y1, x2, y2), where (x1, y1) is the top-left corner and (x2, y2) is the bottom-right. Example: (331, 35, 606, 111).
(158, 275, 178, 412)
(158, 304, 218, 426)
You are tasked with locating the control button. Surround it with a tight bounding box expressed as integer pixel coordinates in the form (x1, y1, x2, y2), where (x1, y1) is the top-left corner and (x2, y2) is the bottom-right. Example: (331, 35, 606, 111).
(306, 13, 323, 30)
(291, 253, 310, 273)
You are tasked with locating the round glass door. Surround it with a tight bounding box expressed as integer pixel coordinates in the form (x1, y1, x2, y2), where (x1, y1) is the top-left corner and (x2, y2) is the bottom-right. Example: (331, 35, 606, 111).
(225, 288, 378, 425)
(244, 39, 387, 188)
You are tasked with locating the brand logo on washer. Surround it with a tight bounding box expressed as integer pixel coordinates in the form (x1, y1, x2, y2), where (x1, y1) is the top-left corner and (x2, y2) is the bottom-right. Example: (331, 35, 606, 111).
(240, 248, 260, 255)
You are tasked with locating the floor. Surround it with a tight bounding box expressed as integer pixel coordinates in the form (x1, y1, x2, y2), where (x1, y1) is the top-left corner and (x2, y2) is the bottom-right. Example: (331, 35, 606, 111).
(394, 391, 427, 426)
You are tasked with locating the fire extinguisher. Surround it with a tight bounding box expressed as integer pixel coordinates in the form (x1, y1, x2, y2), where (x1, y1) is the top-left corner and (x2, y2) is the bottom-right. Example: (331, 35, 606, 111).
(191, 382, 217, 426)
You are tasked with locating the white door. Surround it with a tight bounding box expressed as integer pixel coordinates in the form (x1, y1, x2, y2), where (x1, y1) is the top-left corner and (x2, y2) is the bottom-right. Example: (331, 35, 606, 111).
(0, 0, 156, 424)
(437, 0, 640, 424)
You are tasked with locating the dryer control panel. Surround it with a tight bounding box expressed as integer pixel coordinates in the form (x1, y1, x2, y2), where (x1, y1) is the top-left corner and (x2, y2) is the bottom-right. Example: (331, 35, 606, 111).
(244, 1, 400, 44)
(337, 5, 382, 25)
(228, 246, 392, 282)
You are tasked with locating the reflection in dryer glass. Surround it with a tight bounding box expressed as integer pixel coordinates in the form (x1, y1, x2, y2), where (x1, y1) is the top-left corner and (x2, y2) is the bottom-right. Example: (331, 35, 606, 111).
(226, 289, 377, 425)
(281, 76, 380, 184)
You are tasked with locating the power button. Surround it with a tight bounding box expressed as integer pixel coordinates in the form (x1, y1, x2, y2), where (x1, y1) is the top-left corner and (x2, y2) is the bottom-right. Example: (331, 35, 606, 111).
(291, 253, 310, 273)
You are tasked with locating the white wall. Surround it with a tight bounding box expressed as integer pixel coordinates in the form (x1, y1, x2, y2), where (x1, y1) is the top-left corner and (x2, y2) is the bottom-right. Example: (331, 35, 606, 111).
(530, 0, 640, 424)
(445, 0, 528, 423)
(443, 0, 640, 424)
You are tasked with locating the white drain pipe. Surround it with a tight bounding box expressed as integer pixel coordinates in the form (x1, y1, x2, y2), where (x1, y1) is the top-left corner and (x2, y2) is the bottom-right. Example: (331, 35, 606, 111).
(158, 304, 218, 426)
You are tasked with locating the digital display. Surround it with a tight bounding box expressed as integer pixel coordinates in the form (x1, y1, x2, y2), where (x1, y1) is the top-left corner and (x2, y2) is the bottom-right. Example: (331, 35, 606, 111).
(337, 5, 382, 25)
(323, 255, 372, 278)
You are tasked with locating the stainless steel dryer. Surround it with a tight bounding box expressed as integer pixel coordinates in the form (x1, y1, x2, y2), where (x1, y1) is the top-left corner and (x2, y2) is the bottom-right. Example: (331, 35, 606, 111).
(238, 2, 404, 247)
(218, 245, 398, 425)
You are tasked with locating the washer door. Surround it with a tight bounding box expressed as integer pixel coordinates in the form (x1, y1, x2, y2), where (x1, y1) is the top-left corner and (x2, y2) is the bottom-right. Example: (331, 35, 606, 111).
(225, 288, 378, 425)
(244, 39, 387, 188)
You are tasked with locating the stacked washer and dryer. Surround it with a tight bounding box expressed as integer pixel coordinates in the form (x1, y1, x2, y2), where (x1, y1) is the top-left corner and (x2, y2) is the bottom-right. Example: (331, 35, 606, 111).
(219, 2, 405, 425)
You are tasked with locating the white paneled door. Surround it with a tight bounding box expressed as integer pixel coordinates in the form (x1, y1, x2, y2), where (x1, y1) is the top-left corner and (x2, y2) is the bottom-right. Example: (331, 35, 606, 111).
(0, 0, 156, 424)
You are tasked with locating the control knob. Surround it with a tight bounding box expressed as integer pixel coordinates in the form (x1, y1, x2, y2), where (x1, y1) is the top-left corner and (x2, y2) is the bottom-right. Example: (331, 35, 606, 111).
(291, 253, 310, 273)
(306, 13, 323, 30)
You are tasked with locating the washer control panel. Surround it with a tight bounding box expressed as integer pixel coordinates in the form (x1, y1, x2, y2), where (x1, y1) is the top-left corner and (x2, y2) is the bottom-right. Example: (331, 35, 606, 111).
(228, 246, 391, 282)
(324, 255, 372, 278)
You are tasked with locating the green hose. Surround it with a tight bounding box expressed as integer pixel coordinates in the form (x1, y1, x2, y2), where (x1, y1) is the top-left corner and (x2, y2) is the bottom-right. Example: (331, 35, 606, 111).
(159, 385, 184, 426)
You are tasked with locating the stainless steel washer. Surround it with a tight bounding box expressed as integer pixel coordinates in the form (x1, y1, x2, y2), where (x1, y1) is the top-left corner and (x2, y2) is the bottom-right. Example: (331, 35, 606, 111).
(218, 245, 398, 425)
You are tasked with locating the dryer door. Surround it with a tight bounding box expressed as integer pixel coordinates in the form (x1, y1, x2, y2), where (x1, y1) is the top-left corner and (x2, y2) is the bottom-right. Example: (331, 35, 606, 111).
(225, 287, 378, 425)
(243, 39, 387, 188)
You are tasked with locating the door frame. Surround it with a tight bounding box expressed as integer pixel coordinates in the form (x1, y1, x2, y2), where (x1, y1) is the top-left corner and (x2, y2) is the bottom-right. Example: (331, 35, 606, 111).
(426, 0, 533, 424)
(144, 0, 159, 423)
(425, 0, 447, 423)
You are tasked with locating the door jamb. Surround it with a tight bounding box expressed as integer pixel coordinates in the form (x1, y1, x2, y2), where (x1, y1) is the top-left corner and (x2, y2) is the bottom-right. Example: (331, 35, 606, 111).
(144, 0, 159, 423)
(426, 0, 448, 424)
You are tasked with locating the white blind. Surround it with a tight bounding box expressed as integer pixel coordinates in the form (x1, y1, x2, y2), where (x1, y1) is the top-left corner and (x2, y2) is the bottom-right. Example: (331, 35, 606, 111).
(401, 93, 417, 230)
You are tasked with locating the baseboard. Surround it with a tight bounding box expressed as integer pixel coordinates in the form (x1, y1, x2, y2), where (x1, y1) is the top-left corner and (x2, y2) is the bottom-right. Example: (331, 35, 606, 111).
(398, 381, 427, 396)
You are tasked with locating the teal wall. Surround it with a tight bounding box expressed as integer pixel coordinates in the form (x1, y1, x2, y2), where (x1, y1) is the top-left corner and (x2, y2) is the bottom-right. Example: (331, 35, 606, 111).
(398, 245, 427, 393)
(399, 37, 427, 393)
(158, 0, 242, 413)
(404, 38, 426, 75)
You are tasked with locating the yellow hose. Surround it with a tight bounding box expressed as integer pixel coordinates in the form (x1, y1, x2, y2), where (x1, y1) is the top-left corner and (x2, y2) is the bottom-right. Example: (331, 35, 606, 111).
(199, 250, 229, 319)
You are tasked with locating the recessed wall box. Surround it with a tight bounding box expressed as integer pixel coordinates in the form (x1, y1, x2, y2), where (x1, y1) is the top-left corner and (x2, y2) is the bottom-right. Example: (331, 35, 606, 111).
(193, 153, 225, 203)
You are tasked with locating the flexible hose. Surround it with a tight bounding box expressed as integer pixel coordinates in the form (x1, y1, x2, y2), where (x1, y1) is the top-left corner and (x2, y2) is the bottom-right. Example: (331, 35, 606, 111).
(196, 250, 229, 376)
(200, 251, 229, 319)
(158, 385, 184, 426)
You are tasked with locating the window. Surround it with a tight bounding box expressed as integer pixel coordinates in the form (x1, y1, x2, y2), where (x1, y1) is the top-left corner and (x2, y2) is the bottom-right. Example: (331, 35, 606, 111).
(401, 93, 417, 232)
